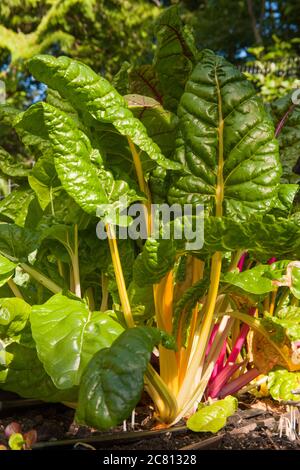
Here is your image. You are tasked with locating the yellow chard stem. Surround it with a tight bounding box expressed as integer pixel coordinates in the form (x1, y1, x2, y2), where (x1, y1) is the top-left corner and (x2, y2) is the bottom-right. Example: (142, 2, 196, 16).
(7, 279, 23, 299)
(85, 287, 95, 311)
(106, 223, 134, 328)
(177, 252, 222, 408)
(72, 224, 81, 298)
(264, 294, 270, 313)
(154, 272, 179, 396)
(269, 289, 277, 316)
(21, 263, 62, 294)
(127, 137, 152, 234)
(145, 364, 178, 423)
(100, 273, 109, 312)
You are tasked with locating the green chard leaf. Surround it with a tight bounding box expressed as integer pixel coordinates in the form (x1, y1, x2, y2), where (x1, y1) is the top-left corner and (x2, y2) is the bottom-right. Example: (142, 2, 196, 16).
(28, 152, 61, 211)
(28, 55, 181, 171)
(125, 94, 178, 159)
(274, 306, 300, 342)
(268, 368, 300, 402)
(31, 293, 124, 389)
(128, 65, 162, 103)
(168, 50, 281, 219)
(200, 215, 300, 259)
(291, 265, 300, 299)
(112, 61, 131, 96)
(76, 326, 162, 430)
(271, 92, 300, 183)
(0, 147, 29, 178)
(154, 5, 197, 112)
(0, 188, 36, 227)
(0, 298, 30, 340)
(173, 276, 209, 341)
(187, 396, 238, 433)
(271, 184, 299, 216)
(46, 88, 79, 122)
(17, 102, 140, 217)
(133, 238, 176, 287)
(0, 256, 16, 287)
(0, 298, 76, 402)
(222, 265, 275, 295)
(0, 223, 40, 263)
(0, 342, 77, 402)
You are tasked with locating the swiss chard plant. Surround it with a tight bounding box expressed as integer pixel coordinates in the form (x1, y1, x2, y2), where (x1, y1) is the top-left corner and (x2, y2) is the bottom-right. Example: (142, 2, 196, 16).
(0, 6, 299, 430)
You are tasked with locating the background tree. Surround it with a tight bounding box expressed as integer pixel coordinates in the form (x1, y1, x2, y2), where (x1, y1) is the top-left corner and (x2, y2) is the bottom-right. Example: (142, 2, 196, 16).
(0, 0, 160, 106)
(179, 0, 300, 60)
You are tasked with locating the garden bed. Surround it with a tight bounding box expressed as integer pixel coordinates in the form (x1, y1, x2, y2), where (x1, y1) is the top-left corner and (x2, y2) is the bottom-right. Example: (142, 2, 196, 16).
(1, 392, 299, 450)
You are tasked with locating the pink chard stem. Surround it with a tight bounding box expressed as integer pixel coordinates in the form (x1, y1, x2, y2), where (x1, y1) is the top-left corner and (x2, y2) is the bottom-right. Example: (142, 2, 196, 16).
(207, 307, 256, 398)
(209, 339, 227, 382)
(219, 368, 260, 399)
(275, 104, 296, 138)
(237, 252, 247, 272)
(207, 362, 244, 398)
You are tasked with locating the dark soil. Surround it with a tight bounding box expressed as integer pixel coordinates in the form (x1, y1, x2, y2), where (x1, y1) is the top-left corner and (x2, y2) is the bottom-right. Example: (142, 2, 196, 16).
(0, 391, 299, 450)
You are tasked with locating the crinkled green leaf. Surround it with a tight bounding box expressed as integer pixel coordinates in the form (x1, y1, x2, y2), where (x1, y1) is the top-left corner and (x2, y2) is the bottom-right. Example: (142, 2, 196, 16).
(13, 107, 50, 159)
(149, 166, 170, 204)
(200, 215, 300, 259)
(128, 65, 162, 103)
(0, 297, 77, 401)
(173, 276, 209, 341)
(154, 5, 197, 112)
(160, 214, 300, 259)
(28, 152, 61, 211)
(46, 88, 79, 122)
(36, 190, 91, 230)
(28, 55, 181, 171)
(112, 61, 131, 96)
(291, 266, 300, 299)
(274, 306, 300, 341)
(128, 282, 155, 321)
(133, 238, 176, 287)
(268, 368, 300, 401)
(0, 105, 21, 127)
(168, 50, 281, 219)
(0, 256, 16, 288)
(18, 101, 140, 217)
(222, 265, 275, 295)
(0, 342, 77, 402)
(0, 298, 30, 340)
(40, 224, 74, 259)
(76, 326, 162, 429)
(125, 94, 178, 159)
(271, 184, 299, 216)
(271, 93, 300, 183)
(31, 293, 124, 389)
(0, 189, 36, 227)
(19, 102, 108, 214)
(187, 396, 238, 433)
(0, 223, 40, 263)
(0, 147, 29, 178)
